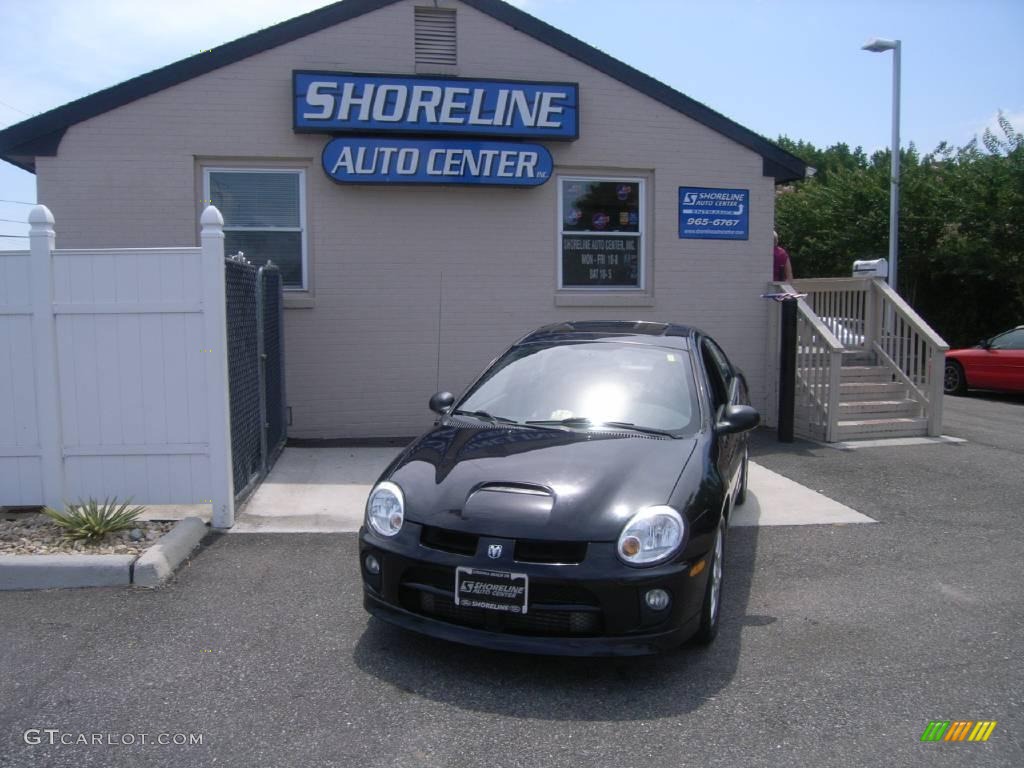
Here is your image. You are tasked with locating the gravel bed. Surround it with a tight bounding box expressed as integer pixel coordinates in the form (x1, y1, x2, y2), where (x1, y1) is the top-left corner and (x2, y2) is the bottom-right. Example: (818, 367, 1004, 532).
(0, 513, 175, 555)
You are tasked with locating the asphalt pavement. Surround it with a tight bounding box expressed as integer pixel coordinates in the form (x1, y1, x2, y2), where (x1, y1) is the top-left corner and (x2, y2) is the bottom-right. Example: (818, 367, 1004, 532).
(1, 392, 1021, 768)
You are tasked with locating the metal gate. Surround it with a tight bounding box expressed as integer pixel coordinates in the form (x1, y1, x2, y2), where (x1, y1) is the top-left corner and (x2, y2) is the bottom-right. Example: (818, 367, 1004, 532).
(225, 255, 287, 503)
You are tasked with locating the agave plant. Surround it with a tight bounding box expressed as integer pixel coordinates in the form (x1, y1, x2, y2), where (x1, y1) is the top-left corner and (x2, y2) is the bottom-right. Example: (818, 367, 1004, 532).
(42, 497, 146, 542)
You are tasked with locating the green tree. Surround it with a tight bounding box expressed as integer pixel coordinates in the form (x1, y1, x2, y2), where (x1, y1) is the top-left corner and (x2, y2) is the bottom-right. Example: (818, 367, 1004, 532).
(776, 116, 1023, 347)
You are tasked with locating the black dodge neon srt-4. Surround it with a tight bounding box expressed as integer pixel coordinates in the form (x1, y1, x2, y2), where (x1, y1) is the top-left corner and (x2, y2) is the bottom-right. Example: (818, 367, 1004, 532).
(359, 320, 759, 656)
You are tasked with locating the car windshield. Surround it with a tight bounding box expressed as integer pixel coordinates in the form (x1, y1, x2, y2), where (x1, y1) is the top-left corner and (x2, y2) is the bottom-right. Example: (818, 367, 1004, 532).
(455, 341, 700, 434)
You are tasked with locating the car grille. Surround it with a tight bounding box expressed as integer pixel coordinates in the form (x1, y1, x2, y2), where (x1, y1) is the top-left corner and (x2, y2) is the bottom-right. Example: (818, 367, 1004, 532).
(514, 539, 587, 564)
(420, 525, 478, 555)
(419, 527, 588, 564)
(399, 566, 603, 637)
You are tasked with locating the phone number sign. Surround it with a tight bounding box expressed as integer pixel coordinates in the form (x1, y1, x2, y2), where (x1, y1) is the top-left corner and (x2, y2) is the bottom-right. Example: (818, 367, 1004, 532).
(678, 187, 749, 240)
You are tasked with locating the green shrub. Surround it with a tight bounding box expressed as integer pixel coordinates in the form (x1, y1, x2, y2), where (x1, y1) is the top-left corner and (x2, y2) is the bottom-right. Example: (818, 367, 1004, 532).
(42, 497, 146, 542)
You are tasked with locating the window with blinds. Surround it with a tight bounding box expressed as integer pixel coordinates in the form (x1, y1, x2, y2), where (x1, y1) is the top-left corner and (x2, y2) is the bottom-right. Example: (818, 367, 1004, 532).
(204, 169, 307, 290)
(415, 7, 457, 66)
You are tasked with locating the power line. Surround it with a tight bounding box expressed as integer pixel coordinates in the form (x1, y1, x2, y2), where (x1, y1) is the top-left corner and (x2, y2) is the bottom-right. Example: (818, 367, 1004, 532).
(0, 234, 29, 238)
(0, 199, 35, 205)
(0, 217, 30, 224)
(0, 99, 30, 116)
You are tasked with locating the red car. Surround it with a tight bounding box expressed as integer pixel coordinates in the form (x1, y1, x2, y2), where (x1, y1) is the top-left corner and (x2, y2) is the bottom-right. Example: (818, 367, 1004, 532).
(944, 326, 1024, 394)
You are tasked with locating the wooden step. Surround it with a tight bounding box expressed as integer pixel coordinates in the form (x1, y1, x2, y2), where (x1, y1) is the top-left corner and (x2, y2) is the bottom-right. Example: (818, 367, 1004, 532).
(841, 350, 874, 366)
(837, 381, 908, 401)
(803, 380, 908, 401)
(799, 365, 892, 382)
(838, 399, 918, 418)
(835, 417, 928, 440)
(839, 365, 894, 382)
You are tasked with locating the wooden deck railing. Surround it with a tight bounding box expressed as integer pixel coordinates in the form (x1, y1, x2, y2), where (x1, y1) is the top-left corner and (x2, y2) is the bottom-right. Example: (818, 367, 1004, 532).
(770, 282, 844, 442)
(768, 277, 949, 439)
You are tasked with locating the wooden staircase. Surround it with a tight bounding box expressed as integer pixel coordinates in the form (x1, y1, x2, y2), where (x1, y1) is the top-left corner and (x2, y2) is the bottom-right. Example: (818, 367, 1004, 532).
(772, 277, 948, 443)
(831, 354, 927, 440)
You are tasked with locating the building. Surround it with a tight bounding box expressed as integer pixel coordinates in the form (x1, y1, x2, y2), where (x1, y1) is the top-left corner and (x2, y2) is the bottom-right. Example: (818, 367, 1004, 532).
(0, 0, 806, 440)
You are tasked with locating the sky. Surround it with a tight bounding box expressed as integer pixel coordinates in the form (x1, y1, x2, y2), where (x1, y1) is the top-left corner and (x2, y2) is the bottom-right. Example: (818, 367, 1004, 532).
(1, 0, 1021, 247)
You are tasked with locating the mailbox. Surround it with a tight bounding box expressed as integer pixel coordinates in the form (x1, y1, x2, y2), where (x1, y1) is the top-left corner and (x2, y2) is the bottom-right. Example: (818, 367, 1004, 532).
(852, 258, 888, 278)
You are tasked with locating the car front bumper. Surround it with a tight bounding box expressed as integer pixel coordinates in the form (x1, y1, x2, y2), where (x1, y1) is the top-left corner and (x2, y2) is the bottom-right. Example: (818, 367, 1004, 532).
(358, 522, 711, 657)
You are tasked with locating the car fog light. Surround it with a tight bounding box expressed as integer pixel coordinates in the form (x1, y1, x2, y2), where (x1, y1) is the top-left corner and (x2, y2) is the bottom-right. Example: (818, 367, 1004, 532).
(364, 554, 381, 575)
(644, 588, 671, 611)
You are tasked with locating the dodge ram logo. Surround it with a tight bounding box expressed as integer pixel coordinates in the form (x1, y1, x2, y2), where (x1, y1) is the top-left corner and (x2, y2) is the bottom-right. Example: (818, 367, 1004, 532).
(487, 544, 503, 559)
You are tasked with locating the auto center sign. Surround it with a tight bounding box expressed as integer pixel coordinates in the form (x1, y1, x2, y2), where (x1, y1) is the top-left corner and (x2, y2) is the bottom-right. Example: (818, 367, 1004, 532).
(322, 137, 552, 186)
(294, 72, 578, 186)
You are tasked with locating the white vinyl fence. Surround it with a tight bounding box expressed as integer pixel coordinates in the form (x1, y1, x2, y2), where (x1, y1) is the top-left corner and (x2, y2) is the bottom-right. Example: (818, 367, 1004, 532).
(0, 205, 236, 527)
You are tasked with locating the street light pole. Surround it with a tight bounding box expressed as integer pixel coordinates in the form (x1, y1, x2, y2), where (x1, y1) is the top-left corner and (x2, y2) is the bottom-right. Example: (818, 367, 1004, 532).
(862, 37, 901, 294)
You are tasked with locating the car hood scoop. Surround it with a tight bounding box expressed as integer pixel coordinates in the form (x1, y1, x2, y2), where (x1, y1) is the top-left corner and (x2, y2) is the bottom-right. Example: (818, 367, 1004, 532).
(390, 425, 697, 541)
(462, 483, 555, 528)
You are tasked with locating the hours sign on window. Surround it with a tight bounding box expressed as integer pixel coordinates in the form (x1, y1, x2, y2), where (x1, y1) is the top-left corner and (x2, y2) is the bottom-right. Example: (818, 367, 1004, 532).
(560, 178, 643, 288)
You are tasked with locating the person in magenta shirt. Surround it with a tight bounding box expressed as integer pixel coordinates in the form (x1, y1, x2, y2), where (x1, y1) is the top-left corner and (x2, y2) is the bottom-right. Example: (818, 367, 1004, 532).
(773, 230, 793, 281)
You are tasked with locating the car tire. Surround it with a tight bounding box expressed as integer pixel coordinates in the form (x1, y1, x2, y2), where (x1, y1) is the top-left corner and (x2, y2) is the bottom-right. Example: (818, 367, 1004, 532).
(692, 514, 726, 646)
(944, 360, 967, 395)
(735, 447, 749, 506)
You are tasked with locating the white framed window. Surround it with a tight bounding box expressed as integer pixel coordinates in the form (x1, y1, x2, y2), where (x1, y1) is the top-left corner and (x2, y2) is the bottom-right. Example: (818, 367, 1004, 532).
(203, 168, 307, 290)
(558, 176, 644, 290)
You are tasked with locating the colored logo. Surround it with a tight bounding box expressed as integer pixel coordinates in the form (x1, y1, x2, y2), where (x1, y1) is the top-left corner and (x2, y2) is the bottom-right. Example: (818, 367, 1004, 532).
(619, 211, 630, 225)
(565, 207, 581, 225)
(592, 212, 610, 230)
(616, 184, 632, 200)
(920, 721, 997, 742)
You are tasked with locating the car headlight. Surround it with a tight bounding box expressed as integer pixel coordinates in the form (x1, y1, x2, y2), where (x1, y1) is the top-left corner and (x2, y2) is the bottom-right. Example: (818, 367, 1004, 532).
(366, 481, 404, 537)
(616, 506, 686, 566)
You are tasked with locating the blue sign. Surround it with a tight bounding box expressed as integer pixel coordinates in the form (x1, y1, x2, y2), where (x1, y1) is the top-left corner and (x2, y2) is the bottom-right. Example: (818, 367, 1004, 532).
(295, 72, 578, 139)
(322, 137, 553, 186)
(678, 187, 749, 240)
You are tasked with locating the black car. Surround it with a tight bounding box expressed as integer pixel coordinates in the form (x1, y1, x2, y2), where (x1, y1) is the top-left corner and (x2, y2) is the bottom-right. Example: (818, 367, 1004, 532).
(359, 320, 759, 656)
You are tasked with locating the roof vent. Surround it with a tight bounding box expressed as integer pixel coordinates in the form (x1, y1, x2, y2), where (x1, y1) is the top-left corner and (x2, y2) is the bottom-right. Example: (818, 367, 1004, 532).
(415, 6, 457, 67)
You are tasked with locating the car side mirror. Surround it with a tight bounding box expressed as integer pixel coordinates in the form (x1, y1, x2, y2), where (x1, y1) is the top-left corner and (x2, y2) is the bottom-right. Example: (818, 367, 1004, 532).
(978, 338, 991, 349)
(429, 391, 455, 414)
(716, 404, 760, 435)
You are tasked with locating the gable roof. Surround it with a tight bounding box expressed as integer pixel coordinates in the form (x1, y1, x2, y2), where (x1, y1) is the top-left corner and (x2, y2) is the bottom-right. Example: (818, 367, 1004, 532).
(0, 0, 807, 181)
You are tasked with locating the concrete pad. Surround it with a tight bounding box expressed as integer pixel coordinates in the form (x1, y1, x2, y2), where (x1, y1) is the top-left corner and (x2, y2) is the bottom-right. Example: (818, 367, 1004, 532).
(731, 462, 875, 527)
(0, 554, 134, 590)
(230, 448, 873, 532)
(825, 435, 967, 451)
(231, 447, 401, 533)
(135, 504, 213, 523)
(134, 517, 209, 587)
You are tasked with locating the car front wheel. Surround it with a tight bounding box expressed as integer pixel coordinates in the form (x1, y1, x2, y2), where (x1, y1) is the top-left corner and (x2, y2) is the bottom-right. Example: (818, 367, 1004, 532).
(944, 360, 967, 395)
(692, 515, 726, 646)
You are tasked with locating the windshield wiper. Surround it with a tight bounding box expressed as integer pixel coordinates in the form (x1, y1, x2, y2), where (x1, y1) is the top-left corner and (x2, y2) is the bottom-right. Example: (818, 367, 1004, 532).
(600, 421, 678, 438)
(525, 417, 677, 437)
(451, 409, 520, 425)
(525, 417, 593, 428)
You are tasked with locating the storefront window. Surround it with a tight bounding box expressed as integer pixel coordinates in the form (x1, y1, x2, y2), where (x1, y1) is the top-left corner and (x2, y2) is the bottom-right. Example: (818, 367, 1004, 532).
(204, 169, 307, 289)
(559, 177, 643, 290)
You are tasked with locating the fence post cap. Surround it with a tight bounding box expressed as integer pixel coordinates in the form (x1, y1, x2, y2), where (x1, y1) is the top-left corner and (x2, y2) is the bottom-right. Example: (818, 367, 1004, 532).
(200, 205, 224, 228)
(28, 204, 55, 227)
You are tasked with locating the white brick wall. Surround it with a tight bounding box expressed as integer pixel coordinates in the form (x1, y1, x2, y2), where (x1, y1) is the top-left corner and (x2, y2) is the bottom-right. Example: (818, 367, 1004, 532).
(36, 0, 776, 439)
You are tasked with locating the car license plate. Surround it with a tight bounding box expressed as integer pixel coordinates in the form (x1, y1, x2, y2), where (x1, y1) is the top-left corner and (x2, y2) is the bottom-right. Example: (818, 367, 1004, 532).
(454, 567, 529, 614)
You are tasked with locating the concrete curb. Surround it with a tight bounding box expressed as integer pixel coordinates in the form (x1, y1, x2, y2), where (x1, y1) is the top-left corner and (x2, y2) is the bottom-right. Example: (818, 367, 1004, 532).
(0, 517, 209, 590)
(133, 517, 208, 587)
(0, 554, 135, 590)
